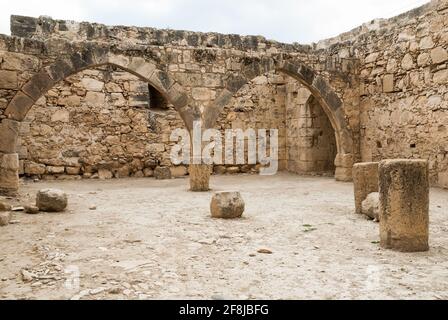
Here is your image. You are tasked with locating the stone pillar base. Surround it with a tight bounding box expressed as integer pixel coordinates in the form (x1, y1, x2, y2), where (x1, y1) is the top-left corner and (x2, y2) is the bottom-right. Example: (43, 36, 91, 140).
(379, 159, 429, 252)
(189, 164, 211, 192)
(353, 162, 379, 214)
(0, 153, 19, 196)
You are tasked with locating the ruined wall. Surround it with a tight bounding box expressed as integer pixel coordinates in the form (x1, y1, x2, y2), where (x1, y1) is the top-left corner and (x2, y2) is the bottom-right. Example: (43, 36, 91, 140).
(286, 81, 337, 175)
(18, 66, 188, 180)
(3, 0, 448, 191)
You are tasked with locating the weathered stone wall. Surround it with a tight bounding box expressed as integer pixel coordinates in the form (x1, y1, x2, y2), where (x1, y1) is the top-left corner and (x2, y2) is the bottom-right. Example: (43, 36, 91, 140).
(1, 0, 448, 192)
(18, 66, 188, 179)
(316, 0, 448, 187)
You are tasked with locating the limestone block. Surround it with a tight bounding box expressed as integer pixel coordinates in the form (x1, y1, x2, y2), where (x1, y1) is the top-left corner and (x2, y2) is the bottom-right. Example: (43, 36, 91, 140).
(24, 161, 46, 175)
(0, 119, 20, 153)
(383, 75, 394, 93)
(154, 166, 172, 180)
(51, 110, 70, 122)
(0, 70, 18, 89)
(47, 166, 65, 174)
(433, 69, 448, 84)
(353, 162, 379, 214)
(189, 164, 210, 191)
(210, 192, 245, 219)
(170, 166, 187, 177)
(379, 159, 429, 252)
(98, 169, 113, 180)
(0, 153, 19, 195)
(84, 92, 105, 106)
(430, 47, 448, 64)
(36, 189, 68, 212)
(81, 78, 104, 92)
(0, 212, 12, 226)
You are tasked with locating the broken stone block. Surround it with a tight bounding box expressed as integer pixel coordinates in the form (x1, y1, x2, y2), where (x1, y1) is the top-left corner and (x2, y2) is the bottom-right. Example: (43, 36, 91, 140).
(154, 166, 172, 180)
(36, 189, 68, 212)
(210, 191, 245, 219)
(213, 166, 227, 175)
(98, 169, 113, 180)
(189, 164, 210, 191)
(0, 212, 12, 226)
(361, 192, 380, 221)
(353, 162, 379, 214)
(379, 159, 429, 252)
(226, 167, 241, 174)
(170, 166, 187, 177)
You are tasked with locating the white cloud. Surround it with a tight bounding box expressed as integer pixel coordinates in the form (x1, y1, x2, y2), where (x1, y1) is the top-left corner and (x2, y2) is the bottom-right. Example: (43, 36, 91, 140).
(0, 0, 430, 44)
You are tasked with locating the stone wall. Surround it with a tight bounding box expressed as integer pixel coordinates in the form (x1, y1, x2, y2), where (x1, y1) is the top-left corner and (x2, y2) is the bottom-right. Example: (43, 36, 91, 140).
(318, 0, 448, 187)
(1, 0, 448, 192)
(18, 66, 188, 180)
(286, 81, 337, 175)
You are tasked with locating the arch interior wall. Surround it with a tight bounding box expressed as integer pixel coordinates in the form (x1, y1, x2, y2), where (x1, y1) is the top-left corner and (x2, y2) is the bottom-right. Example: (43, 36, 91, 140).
(1, 0, 448, 194)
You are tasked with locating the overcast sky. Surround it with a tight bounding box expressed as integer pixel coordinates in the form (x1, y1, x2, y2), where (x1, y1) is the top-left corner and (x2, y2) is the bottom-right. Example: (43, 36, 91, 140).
(0, 0, 430, 44)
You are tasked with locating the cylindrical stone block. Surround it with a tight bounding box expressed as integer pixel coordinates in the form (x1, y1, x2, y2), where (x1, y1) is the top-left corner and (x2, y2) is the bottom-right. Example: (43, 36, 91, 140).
(379, 159, 429, 252)
(353, 162, 379, 214)
(0, 153, 19, 196)
(189, 164, 211, 192)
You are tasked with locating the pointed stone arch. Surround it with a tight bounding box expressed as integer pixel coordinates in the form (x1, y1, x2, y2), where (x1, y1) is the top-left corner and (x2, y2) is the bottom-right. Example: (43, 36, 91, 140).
(203, 58, 354, 181)
(0, 49, 195, 195)
(3, 50, 193, 128)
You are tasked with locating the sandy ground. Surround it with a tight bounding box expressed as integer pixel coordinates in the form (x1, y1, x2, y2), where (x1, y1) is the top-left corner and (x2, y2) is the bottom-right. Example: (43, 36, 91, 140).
(0, 173, 448, 300)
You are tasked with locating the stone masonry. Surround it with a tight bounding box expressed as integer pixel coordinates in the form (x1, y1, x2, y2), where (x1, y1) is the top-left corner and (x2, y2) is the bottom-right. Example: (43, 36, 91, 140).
(0, 0, 447, 194)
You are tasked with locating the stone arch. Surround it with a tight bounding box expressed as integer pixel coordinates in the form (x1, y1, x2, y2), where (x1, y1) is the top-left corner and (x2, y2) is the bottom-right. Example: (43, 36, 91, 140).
(203, 59, 354, 181)
(3, 50, 193, 128)
(0, 50, 195, 195)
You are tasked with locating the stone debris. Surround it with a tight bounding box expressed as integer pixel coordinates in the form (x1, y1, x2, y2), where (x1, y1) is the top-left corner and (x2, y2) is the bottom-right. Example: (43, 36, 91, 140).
(361, 192, 380, 221)
(36, 189, 68, 212)
(257, 249, 273, 254)
(24, 205, 39, 214)
(210, 192, 245, 219)
(0, 212, 11, 226)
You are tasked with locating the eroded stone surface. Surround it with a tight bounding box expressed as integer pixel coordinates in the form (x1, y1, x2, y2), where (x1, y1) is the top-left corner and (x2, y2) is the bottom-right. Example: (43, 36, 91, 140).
(36, 188, 68, 212)
(379, 159, 429, 252)
(210, 191, 245, 219)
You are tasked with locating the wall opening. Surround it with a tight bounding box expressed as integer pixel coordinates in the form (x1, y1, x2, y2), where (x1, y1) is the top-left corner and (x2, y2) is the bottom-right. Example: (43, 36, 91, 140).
(286, 84, 337, 176)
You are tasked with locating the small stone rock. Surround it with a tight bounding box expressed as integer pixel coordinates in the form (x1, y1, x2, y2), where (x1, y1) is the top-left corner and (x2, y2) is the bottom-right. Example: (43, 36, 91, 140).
(210, 192, 245, 219)
(21, 269, 36, 282)
(226, 167, 241, 174)
(89, 205, 97, 210)
(108, 287, 122, 294)
(0, 201, 12, 212)
(36, 189, 68, 212)
(154, 167, 172, 180)
(257, 249, 273, 254)
(24, 205, 40, 214)
(11, 206, 24, 212)
(0, 212, 12, 226)
(213, 166, 227, 175)
(362, 192, 380, 221)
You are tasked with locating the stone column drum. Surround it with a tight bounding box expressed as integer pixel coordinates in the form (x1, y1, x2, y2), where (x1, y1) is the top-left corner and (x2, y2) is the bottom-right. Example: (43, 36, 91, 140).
(353, 162, 379, 214)
(378, 159, 429, 252)
(189, 164, 211, 192)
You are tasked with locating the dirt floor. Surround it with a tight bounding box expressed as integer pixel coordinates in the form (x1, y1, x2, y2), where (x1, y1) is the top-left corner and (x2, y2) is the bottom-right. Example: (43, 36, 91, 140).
(1, 173, 448, 300)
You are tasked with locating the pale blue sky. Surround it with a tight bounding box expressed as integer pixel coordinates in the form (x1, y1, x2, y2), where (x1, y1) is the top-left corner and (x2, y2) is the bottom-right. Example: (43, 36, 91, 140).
(0, 0, 430, 44)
